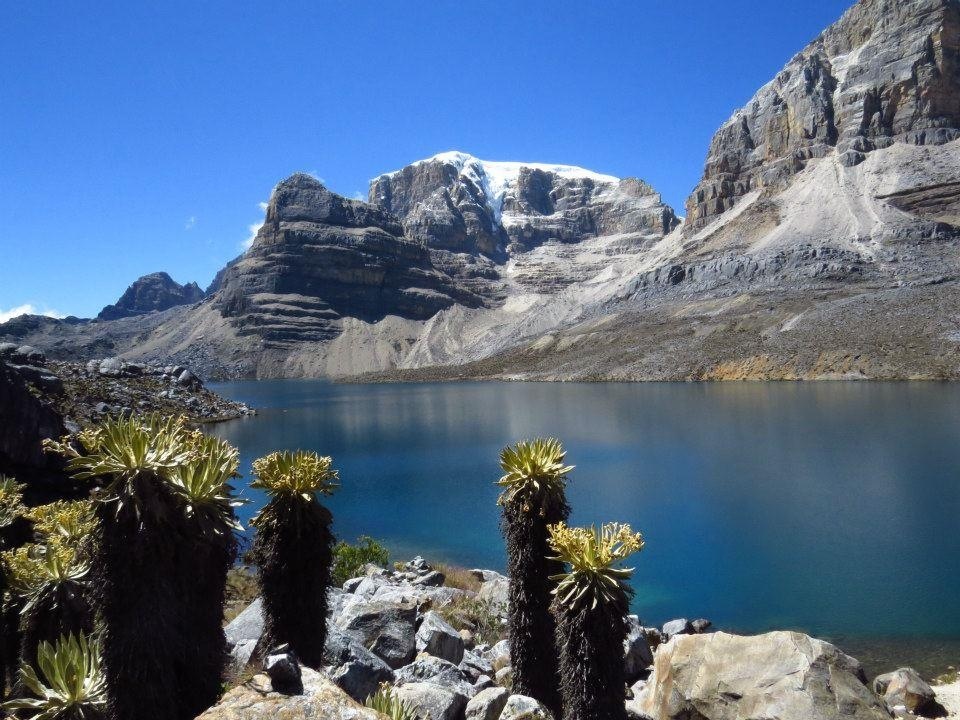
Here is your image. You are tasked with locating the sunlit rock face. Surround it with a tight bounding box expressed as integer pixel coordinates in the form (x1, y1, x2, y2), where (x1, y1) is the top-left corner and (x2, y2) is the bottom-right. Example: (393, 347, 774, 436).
(684, 0, 960, 232)
(370, 151, 679, 258)
(212, 173, 485, 349)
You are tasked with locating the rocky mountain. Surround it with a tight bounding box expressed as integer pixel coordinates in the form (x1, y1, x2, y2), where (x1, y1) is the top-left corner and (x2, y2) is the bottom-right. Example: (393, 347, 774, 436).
(1, 156, 679, 378)
(97, 271, 204, 321)
(685, 0, 960, 232)
(2, 0, 959, 381)
(213, 173, 485, 348)
(371, 151, 678, 257)
(377, 0, 960, 381)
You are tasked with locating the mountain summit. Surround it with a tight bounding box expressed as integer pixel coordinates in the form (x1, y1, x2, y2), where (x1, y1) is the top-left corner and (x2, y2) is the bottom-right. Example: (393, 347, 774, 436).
(97, 272, 204, 321)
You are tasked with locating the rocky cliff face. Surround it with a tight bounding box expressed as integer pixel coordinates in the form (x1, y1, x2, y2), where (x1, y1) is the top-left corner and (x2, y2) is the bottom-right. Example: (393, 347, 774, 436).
(685, 0, 960, 232)
(371, 151, 678, 257)
(97, 271, 204, 321)
(210, 173, 485, 350)
(374, 0, 960, 382)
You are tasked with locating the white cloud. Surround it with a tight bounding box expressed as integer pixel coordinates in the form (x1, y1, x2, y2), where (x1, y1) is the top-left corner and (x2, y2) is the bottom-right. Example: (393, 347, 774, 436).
(241, 222, 263, 251)
(185, 216, 197, 230)
(240, 198, 274, 251)
(0, 304, 66, 324)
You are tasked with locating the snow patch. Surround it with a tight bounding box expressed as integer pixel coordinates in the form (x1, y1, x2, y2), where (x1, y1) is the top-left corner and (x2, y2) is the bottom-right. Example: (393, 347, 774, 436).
(375, 151, 620, 223)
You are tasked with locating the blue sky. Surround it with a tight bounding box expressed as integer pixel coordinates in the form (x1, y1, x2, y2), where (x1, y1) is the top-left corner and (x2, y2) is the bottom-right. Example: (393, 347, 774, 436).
(0, 0, 854, 320)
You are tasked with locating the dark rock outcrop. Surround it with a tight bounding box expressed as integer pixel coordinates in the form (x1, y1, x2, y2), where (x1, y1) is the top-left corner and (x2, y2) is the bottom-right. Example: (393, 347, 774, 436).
(0, 361, 65, 477)
(212, 173, 485, 349)
(685, 0, 960, 231)
(97, 271, 205, 320)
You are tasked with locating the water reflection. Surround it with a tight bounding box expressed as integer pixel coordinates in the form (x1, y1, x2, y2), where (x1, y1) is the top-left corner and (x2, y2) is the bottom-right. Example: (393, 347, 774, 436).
(208, 380, 960, 669)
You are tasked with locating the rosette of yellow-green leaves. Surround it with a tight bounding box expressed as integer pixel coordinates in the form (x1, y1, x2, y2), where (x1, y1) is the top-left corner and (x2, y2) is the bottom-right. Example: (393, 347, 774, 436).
(548, 522, 644, 612)
(0, 475, 26, 530)
(250, 450, 339, 501)
(26, 501, 97, 554)
(497, 438, 573, 513)
(165, 430, 245, 533)
(2, 632, 107, 719)
(43, 415, 192, 517)
(365, 683, 418, 720)
(1, 543, 89, 614)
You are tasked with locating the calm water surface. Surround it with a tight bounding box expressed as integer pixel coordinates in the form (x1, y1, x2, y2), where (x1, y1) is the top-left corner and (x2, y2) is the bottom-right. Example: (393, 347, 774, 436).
(208, 380, 960, 676)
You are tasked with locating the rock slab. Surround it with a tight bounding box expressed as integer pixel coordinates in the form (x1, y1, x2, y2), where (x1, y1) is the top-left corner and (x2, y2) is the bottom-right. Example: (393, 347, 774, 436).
(636, 630, 892, 720)
(196, 667, 384, 720)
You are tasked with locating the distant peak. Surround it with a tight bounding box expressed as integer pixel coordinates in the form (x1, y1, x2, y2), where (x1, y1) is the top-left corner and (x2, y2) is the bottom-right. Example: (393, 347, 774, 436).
(277, 172, 326, 189)
(374, 151, 621, 223)
(376, 150, 620, 186)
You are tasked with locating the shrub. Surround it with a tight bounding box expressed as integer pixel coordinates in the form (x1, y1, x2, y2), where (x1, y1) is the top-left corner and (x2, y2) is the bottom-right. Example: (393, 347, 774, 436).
(365, 683, 418, 720)
(435, 596, 506, 646)
(46, 415, 242, 720)
(432, 563, 481, 592)
(549, 522, 644, 720)
(497, 438, 572, 717)
(332, 536, 389, 587)
(3, 632, 107, 720)
(250, 450, 338, 668)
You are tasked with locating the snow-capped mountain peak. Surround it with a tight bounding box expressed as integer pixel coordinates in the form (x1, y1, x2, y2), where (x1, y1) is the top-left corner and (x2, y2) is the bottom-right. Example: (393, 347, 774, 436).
(376, 151, 621, 223)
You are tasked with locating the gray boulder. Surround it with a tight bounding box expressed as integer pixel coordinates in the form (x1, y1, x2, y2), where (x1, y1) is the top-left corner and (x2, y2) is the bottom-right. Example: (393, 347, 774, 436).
(690, 618, 713, 634)
(12, 346, 45, 365)
(394, 682, 468, 720)
(9, 365, 63, 394)
(228, 638, 257, 675)
(635, 631, 891, 720)
(98, 357, 124, 376)
(477, 577, 509, 611)
(473, 675, 494, 692)
(499, 694, 554, 719)
(197, 666, 384, 719)
(873, 668, 944, 717)
(661, 618, 692, 639)
(414, 570, 446, 587)
(416, 610, 465, 664)
(465, 686, 509, 720)
(335, 600, 417, 669)
(394, 656, 474, 697)
(624, 615, 654, 682)
(470, 569, 507, 583)
(494, 666, 512, 687)
(485, 640, 511, 672)
(459, 649, 494, 682)
(225, 597, 264, 648)
(177, 368, 201, 388)
(342, 576, 366, 593)
(324, 623, 394, 702)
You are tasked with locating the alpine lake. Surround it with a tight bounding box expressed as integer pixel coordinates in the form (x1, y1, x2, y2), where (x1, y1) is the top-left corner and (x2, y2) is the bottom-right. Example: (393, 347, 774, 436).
(207, 379, 960, 678)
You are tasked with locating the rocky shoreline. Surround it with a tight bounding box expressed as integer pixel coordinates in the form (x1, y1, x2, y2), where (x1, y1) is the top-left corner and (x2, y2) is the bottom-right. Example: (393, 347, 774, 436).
(0, 342, 253, 431)
(216, 556, 958, 720)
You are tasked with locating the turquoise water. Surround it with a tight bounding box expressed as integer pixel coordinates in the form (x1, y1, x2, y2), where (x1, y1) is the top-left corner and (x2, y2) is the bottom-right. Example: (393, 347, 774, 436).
(208, 380, 960, 676)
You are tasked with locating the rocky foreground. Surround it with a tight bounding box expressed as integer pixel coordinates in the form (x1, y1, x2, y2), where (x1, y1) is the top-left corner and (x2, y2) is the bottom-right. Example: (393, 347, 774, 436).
(215, 557, 957, 720)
